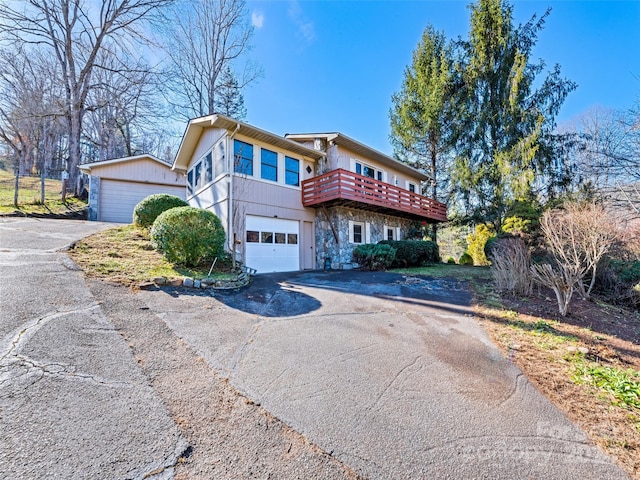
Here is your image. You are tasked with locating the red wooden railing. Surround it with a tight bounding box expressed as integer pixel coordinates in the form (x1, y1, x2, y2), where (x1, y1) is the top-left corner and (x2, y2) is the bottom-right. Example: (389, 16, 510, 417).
(301, 168, 447, 222)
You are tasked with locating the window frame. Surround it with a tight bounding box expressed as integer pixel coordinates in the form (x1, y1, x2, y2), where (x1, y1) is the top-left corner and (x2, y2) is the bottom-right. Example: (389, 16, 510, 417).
(234, 139, 254, 176)
(260, 148, 278, 182)
(285, 156, 300, 186)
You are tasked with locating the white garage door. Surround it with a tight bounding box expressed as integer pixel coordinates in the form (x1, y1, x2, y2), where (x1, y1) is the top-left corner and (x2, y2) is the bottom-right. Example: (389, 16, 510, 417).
(99, 179, 185, 223)
(245, 216, 299, 273)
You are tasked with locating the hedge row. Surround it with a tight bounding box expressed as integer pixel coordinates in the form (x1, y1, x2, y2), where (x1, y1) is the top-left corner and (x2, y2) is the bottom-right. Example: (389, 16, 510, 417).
(353, 240, 439, 271)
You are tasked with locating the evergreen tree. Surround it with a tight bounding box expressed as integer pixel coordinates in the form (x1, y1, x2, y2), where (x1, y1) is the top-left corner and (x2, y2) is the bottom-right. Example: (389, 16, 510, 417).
(389, 25, 454, 240)
(452, 0, 576, 229)
(215, 66, 247, 120)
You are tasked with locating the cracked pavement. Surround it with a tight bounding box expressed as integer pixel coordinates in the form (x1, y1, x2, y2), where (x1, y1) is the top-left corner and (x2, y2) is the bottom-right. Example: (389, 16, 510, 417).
(139, 271, 629, 479)
(0, 218, 187, 480)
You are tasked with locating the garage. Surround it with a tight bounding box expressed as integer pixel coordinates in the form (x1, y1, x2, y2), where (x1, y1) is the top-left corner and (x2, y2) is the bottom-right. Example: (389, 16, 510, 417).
(245, 215, 299, 273)
(99, 179, 184, 223)
(80, 155, 186, 223)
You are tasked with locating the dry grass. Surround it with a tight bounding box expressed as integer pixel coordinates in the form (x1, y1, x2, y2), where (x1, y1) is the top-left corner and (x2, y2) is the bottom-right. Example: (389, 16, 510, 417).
(0, 167, 86, 214)
(69, 225, 234, 286)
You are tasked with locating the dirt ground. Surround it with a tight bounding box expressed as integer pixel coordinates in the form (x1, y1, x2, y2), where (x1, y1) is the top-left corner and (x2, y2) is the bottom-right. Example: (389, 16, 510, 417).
(88, 280, 362, 480)
(476, 287, 640, 479)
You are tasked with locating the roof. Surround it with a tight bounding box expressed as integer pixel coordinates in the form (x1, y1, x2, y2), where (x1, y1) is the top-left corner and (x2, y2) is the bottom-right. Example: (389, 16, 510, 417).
(172, 114, 326, 172)
(78, 154, 172, 173)
(285, 132, 430, 181)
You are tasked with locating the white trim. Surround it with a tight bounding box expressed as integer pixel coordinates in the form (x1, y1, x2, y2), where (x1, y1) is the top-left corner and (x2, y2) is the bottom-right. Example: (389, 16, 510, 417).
(365, 222, 371, 244)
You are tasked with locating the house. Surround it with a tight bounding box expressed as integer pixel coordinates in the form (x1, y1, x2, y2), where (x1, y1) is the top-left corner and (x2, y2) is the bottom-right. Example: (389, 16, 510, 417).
(80, 154, 186, 223)
(172, 114, 446, 273)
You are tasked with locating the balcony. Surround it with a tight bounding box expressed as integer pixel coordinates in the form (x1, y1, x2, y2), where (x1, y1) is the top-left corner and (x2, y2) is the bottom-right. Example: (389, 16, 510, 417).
(302, 169, 447, 222)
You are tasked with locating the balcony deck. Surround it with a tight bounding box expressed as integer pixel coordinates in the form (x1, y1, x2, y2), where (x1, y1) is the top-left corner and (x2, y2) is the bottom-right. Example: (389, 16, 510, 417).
(302, 168, 447, 222)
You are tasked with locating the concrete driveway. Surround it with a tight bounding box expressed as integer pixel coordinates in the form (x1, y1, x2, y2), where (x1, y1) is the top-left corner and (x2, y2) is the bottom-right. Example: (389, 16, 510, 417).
(0, 218, 187, 479)
(138, 270, 628, 479)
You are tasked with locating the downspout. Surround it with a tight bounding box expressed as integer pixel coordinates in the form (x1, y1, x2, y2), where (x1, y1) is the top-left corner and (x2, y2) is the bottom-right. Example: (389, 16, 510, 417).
(227, 123, 241, 257)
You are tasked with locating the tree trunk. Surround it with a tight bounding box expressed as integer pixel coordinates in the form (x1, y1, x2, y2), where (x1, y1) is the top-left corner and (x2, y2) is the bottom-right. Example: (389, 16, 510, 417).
(13, 164, 19, 208)
(68, 112, 82, 196)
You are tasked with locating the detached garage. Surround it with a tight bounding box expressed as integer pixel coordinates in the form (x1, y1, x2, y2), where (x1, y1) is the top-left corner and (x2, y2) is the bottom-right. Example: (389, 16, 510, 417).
(80, 155, 186, 223)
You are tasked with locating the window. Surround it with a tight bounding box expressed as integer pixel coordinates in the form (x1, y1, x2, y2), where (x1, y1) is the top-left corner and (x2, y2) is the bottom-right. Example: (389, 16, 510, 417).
(387, 227, 395, 241)
(187, 170, 193, 195)
(204, 152, 213, 184)
(214, 141, 225, 173)
(261, 231, 273, 243)
(246, 231, 259, 243)
(407, 181, 417, 193)
(194, 162, 202, 190)
(287, 233, 298, 245)
(354, 160, 384, 182)
(234, 139, 253, 175)
(353, 223, 363, 243)
(285, 156, 299, 186)
(275, 232, 286, 244)
(261, 148, 278, 182)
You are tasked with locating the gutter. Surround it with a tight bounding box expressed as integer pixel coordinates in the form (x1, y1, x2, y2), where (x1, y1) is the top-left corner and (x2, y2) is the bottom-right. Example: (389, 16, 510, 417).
(227, 123, 241, 254)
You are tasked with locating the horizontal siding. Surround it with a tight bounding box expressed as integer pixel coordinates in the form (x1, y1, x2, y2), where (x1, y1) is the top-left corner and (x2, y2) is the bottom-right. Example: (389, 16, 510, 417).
(234, 177, 313, 221)
(90, 158, 185, 186)
(191, 127, 227, 166)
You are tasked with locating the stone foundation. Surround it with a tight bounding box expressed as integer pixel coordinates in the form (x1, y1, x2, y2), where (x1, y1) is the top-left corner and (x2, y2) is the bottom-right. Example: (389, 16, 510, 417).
(314, 206, 412, 269)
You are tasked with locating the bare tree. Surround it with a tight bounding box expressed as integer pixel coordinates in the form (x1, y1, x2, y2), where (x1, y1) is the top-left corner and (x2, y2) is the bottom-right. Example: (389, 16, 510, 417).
(164, 0, 259, 119)
(533, 202, 619, 313)
(0, 0, 173, 193)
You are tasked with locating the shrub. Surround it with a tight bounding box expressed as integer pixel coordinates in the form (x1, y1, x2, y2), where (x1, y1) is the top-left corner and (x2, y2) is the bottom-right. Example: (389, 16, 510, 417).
(133, 194, 189, 228)
(352, 243, 396, 271)
(459, 252, 474, 265)
(446, 257, 456, 264)
(150, 206, 225, 267)
(378, 240, 439, 267)
(466, 223, 495, 266)
(490, 237, 533, 295)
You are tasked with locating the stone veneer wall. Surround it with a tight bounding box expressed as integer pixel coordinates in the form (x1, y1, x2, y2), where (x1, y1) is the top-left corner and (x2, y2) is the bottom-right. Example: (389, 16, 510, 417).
(87, 176, 100, 221)
(314, 206, 413, 269)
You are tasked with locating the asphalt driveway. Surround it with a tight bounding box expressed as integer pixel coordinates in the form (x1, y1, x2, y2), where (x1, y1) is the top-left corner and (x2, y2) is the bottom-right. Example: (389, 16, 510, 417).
(138, 270, 629, 479)
(0, 218, 187, 479)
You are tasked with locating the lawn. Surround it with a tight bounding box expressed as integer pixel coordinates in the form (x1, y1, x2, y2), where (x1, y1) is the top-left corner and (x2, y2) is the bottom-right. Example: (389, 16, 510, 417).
(69, 224, 236, 286)
(401, 264, 640, 479)
(0, 167, 86, 215)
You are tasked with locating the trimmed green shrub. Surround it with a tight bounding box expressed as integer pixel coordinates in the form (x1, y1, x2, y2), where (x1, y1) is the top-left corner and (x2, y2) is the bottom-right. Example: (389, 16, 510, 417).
(446, 257, 456, 264)
(150, 206, 225, 267)
(133, 194, 189, 228)
(379, 239, 439, 267)
(459, 252, 474, 266)
(352, 244, 397, 271)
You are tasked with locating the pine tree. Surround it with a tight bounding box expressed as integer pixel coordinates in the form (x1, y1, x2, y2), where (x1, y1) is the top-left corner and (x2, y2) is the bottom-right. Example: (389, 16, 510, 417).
(214, 67, 247, 120)
(389, 25, 455, 240)
(452, 0, 576, 229)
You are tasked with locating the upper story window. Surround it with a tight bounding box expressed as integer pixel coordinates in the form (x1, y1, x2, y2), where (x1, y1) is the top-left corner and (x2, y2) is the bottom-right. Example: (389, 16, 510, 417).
(285, 156, 300, 186)
(187, 150, 215, 196)
(407, 181, 417, 193)
(354, 160, 384, 182)
(261, 148, 278, 182)
(234, 139, 253, 175)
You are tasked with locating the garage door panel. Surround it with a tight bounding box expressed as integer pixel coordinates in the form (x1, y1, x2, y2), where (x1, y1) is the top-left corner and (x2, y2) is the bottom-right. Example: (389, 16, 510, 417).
(245, 215, 299, 273)
(99, 180, 185, 223)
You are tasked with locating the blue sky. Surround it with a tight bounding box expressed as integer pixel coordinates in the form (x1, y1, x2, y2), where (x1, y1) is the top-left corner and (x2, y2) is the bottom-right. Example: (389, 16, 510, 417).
(243, 0, 640, 155)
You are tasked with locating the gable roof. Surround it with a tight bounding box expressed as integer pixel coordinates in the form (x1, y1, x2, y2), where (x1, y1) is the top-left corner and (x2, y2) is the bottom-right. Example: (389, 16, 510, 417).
(173, 114, 326, 173)
(285, 132, 430, 181)
(78, 154, 172, 173)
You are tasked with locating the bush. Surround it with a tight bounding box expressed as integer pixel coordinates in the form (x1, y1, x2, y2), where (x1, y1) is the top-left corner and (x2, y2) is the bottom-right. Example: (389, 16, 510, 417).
(459, 252, 474, 265)
(150, 206, 225, 267)
(466, 223, 495, 266)
(446, 257, 456, 264)
(490, 237, 532, 295)
(352, 243, 397, 270)
(378, 240, 439, 267)
(133, 194, 189, 228)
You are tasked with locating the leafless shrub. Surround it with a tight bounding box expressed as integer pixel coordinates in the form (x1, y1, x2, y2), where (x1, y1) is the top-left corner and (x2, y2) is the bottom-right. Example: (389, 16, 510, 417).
(539, 202, 619, 299)
(530, 263, 582, 317)
(490, 237, 533, 295)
